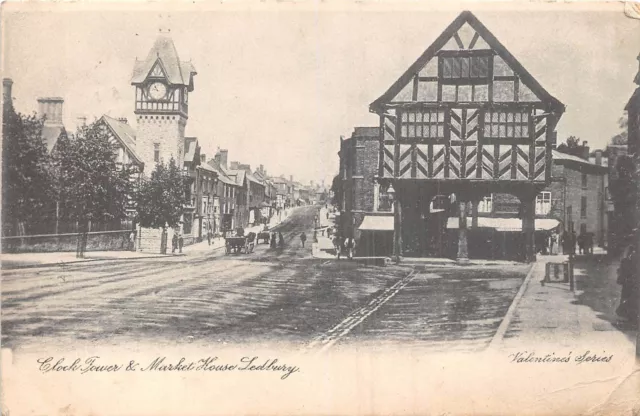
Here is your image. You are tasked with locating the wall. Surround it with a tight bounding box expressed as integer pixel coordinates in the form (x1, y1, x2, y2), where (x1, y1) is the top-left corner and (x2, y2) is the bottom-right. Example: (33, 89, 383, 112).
(135, 114, 186, 171)
(2, 230, 134, 253)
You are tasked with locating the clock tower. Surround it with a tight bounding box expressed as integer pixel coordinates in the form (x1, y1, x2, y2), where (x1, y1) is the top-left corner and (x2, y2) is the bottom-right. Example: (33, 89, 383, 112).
(131, 35, 197, 172)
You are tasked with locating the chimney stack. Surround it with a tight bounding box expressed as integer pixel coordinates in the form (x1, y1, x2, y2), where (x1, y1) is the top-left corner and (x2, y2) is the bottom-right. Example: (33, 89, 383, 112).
(218, 149, 228, 169)
(200, 154, 206, 164)
(582, 141, 590, 160)
(595, 150, 602, 166)
(37, 97, 64, 125)
(76, 116, 87, 129)
(3, 78, 13, 110)
(230, 161, 239, 170)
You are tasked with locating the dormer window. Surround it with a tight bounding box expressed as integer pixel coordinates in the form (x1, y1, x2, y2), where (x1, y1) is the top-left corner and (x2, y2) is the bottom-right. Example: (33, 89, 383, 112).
(440, 53, 491, 84)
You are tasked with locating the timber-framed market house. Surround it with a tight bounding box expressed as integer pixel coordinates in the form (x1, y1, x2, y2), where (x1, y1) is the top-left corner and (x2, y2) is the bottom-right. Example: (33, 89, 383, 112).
(370, 11, 565, 263)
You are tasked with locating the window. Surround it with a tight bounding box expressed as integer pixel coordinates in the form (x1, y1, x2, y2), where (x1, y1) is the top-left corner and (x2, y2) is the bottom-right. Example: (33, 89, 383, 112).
(535, 192, 551, 215)
(375, 184, 393, 212)
(581, 173, 587, 189)
(581, 196, 587, 219)
(154, 143, 160, 163)
(478, 194, 493, 213)
(441, 55, 490, 82)
(401, 109, 445, 139)
(483, 110, 529, 139)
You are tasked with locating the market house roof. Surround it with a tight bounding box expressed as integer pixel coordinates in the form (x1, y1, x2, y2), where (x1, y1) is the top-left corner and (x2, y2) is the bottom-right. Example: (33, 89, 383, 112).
(369, 10, 564, 114)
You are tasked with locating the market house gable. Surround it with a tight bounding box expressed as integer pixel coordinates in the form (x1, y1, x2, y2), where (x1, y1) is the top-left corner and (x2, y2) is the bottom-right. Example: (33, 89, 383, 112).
(371, 10, 564, 184)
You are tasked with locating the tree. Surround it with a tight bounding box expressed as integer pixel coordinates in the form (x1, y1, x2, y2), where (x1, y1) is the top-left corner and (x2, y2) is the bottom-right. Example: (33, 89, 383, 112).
(565, 136, 580, 148)
(610, 115, 628, 145)
(54, 123, 135, 257)
(557, 135, 583, 157)
(135, 157, 189, 254)
(2, 108, 55, 236)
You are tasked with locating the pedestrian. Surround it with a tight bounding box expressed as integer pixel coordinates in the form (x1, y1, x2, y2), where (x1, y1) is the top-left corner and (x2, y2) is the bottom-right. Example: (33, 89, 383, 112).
(344, 237, 356, 260)
(207, 228, 212, 246)
(616, 245, 638, 328)
(333, 235, 343, 259)
(300, 232, 307, 248)
(270, 232, 277, 248)
(327, 227, 333, 239)
(570, 230, 577, 255)
(172, 232, 178, 254)
(313, 230, 318, 243)
(178, 233, 184, 253)
(577, 233, 585, 255)
(549, 232, 556, 255)
(278, 231, 285, 249)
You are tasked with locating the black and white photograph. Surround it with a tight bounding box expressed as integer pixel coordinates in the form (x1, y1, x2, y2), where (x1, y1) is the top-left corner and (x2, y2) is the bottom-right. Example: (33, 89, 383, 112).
(1, 1, 639, 415)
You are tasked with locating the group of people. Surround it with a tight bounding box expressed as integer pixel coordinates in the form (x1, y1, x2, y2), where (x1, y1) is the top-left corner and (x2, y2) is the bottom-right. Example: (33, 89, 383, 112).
(270, 231, 285, 249)
(552, 230, 595, 256)
(616, 244, 639, 328)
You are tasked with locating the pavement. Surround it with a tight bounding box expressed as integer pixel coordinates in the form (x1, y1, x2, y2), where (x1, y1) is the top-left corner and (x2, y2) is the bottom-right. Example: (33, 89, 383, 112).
(0, 222, 277, 270)
(492, 248, 636, 350)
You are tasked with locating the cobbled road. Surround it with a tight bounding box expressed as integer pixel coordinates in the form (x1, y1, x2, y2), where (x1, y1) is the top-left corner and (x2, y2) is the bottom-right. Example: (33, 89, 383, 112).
(1, 205, 529, 352)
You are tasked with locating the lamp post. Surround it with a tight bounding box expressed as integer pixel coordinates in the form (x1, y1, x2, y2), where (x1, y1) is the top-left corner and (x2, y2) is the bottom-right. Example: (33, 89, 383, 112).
(388, 182, 402, 264)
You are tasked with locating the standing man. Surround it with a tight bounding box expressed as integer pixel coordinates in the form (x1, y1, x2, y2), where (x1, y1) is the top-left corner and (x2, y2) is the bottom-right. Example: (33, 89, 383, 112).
(300, 232, 307, 248)
(278, 232, 285, 249)
(172, 232, 179, 254)
(178, 233, 184, 254)
(207, 227, 212, 246)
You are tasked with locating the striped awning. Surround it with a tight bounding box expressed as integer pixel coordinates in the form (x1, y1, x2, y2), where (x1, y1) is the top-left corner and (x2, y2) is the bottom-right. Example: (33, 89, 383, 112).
(446, 217, 560, 232)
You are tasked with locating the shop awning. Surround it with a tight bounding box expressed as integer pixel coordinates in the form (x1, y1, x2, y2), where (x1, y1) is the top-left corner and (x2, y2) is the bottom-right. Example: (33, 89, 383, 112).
(446, 217, 560, 232)
(358, 216, 394, 231)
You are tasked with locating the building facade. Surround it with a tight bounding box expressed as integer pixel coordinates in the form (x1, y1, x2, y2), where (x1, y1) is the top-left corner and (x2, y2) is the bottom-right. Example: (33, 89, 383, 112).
(339, 127, 394, 256)
(370, 11, 565, 262)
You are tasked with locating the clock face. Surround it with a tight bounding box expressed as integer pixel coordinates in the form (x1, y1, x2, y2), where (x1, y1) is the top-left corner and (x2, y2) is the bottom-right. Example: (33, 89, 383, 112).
(148, 82, 167, 100)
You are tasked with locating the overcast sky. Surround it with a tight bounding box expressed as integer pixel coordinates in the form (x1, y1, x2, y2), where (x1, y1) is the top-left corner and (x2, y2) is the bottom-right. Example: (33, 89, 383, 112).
(3, 2, 639, 185)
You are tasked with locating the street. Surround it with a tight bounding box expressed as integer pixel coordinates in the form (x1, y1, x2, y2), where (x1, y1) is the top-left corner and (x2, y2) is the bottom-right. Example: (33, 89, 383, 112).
(2, 205, 529, 352)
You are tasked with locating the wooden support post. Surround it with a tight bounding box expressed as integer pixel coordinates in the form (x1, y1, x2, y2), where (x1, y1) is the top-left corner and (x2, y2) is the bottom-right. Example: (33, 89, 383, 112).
(457, 200, 470, 263)
(471, 199, 479, 228)
(521, 193, 536, 263)
(393, 192, 403, 263)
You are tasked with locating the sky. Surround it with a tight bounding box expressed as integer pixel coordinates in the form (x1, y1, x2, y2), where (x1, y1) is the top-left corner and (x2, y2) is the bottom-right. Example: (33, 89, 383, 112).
(2, 2, 639, 186)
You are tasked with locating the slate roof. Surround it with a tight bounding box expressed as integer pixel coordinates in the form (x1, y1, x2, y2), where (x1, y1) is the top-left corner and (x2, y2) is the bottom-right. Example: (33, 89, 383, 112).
(370, 11, 564, 114)
(131, 36, 197, 89)
(42, 125, 64, 152)
(100, 115, 144, 166)
(184, 137, 199, 163)
(552, 150, 606, 172)
(207, 159, 238, 186)
(352, 127, 379, 138)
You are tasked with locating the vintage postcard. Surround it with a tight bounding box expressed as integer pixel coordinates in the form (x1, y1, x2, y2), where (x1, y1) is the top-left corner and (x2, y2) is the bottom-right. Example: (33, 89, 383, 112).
(1, 1, 639, 415)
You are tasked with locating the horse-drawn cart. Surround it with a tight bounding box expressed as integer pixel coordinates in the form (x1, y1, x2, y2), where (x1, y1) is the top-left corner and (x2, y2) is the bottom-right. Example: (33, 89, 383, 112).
(257, 231, 271, 244)
(225, 232, 256, 254)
